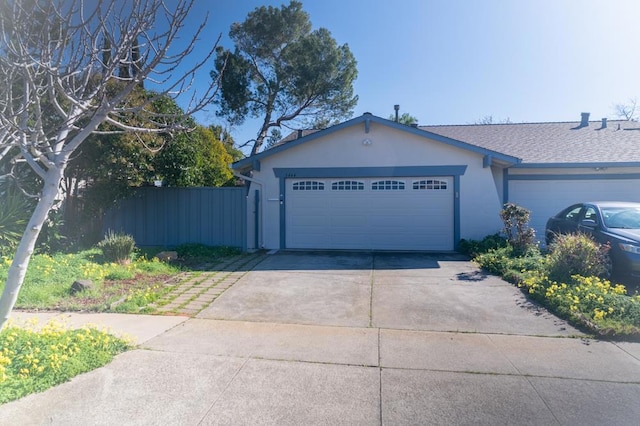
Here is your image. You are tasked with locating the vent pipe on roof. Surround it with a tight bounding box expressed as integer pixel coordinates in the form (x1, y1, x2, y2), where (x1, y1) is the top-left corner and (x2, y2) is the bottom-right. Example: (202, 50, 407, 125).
(297, 129, 303, 139)
(394, 104, 400, 122)
(601, 118, 607, 129)
(580, 112, 590, 127)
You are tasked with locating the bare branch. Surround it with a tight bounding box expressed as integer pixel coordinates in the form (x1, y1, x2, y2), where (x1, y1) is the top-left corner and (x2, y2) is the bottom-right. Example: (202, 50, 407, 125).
(614, 97, 638, 121)
(103, 116, 184, 134)
(0, 0, 224, 329)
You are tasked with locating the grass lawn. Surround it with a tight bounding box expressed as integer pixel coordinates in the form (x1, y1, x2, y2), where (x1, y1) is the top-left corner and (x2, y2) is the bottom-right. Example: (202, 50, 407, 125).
(0, 244, 241, 313)
(0, 249, 178, 313)
(0, 244, 241, 404)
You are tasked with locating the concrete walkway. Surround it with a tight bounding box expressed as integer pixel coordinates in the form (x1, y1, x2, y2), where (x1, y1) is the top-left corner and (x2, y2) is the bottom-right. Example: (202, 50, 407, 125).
(2, 251, 640, 425)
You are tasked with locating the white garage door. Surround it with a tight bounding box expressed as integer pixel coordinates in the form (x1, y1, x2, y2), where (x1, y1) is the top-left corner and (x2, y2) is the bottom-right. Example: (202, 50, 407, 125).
(286, 177, 454, 250)
(509, 179, 640, 242)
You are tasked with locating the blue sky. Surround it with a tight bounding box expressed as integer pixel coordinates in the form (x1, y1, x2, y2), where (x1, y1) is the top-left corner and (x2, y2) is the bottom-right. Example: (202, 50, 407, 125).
(180, 0, 640, 151)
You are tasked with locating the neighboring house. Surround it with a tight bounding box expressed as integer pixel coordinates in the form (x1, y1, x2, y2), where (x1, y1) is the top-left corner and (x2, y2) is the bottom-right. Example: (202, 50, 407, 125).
(232, 113, 640, 251)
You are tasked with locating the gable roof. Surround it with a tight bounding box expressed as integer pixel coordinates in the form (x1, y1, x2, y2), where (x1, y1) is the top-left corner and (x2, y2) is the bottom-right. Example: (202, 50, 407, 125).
(233, 114, 640, 172)
(232, 114, 521, 171)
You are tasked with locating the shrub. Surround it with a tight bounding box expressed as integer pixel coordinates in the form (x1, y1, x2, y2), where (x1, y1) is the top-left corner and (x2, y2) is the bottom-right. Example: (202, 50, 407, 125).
(458, 234, 507, 257)
(175, 243, 241, 259)
(36, 209, 68, 254)
(474, 245, 544, 284)
(0, 188, 33, 257)
(474, 246, 514, 275)
(97, 230, 136, 264)
(499, 203, 536, 256)
(546, 233, 609, 283)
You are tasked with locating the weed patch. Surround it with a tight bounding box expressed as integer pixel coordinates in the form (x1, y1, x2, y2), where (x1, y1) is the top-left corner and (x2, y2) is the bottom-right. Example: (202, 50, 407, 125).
(519, 273, 640, 337)
(0, 250, 179, 312)
(0, 318, 129, 404)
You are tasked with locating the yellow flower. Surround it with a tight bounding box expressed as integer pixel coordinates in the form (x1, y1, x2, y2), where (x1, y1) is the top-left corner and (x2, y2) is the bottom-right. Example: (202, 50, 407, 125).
(613, 285, 627, 295)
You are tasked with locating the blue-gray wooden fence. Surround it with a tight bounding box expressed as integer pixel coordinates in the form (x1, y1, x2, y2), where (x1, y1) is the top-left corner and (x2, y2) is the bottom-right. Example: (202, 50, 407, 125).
(103, 187, 247, 250)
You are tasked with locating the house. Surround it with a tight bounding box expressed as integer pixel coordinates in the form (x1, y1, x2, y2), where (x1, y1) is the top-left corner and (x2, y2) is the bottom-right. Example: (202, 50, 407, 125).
(232, 113, 640, 251)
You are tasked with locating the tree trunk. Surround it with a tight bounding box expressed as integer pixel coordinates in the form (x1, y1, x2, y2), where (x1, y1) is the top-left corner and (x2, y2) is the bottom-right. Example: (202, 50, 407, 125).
(252, 132, 266, 156)
(252, 110, 273, 156)
(0, 167, 63, 330)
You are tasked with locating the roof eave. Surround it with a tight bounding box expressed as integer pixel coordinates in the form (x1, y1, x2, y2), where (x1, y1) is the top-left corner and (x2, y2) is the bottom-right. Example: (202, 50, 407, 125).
(512, 161, 640, 169)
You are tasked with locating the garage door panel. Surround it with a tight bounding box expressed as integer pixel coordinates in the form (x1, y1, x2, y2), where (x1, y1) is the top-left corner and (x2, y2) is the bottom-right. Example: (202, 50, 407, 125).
(289, 197, 326, 208)
(286, 177, 454, 250)
(509, 179, 640, 243)
(289, 233, 330, 247)
(402, 199, 449, 210)
(368, 214, 433, 226)
(368, 196, 409, 208)
(370, 232, 450, 251)
(331, 215, 368, 227)
(329, 198, 368, 209)
(386, 211, 451, 224)
(330, 233, 369, 247)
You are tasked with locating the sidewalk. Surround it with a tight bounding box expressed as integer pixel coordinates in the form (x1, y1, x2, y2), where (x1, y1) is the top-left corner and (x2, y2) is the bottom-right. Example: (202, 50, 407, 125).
(2, 317, 640, 425)
(3, 251, 640, 425)
(10, 311, 188, 345)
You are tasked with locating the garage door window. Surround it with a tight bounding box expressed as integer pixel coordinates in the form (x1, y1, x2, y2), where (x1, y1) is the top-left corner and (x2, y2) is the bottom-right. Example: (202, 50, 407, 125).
(332, 180, 365, 191)
(292, 181, 325, 191)
(371, 180, 405, 190)
(413, 179, 447, 190)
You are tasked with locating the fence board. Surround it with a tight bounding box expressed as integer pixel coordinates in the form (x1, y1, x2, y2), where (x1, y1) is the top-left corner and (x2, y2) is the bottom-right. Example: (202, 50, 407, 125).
(103, 187, 247, 250)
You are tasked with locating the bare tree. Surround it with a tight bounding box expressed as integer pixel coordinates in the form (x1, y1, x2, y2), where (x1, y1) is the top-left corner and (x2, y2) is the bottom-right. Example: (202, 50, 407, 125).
(0, 0, 221, 329)
(613, 97, 638, 121)
(474, 115, 512, 125)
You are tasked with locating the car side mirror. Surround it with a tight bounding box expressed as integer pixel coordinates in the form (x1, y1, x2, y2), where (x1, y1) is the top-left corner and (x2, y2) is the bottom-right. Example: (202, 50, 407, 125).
(580, 219, 597, 229)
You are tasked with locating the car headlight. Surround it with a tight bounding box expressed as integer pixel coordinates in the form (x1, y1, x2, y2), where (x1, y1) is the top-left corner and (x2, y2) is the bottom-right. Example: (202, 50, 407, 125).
(618, 243, 640, 254)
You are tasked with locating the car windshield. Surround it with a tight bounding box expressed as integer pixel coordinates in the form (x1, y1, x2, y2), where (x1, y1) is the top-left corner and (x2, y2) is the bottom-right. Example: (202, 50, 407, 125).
(601, 207, 640, 229)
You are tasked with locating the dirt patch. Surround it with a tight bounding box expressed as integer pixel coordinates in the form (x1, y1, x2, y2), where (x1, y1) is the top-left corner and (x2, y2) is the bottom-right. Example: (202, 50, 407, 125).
(52, 273, 175, 311)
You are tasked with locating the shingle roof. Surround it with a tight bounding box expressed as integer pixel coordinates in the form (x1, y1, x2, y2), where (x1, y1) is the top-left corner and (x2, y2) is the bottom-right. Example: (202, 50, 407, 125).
(422, 120, 640, 164)
(276, 129, 320, 145)
(277, 118, 640, 165)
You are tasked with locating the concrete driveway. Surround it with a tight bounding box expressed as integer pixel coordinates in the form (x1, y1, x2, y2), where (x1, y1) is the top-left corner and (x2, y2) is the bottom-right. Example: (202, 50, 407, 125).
(197, 251, 573, 336)
(2, 251, 640, 425)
